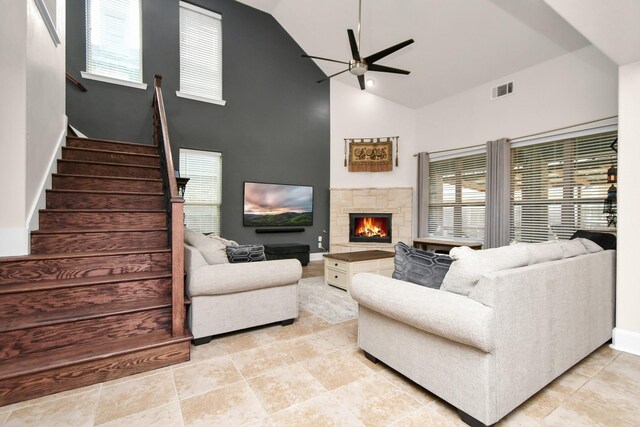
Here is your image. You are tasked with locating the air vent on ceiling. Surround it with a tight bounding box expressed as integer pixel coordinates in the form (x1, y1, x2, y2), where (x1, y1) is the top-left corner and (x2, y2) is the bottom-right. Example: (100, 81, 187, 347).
(491, 82, 513, 100)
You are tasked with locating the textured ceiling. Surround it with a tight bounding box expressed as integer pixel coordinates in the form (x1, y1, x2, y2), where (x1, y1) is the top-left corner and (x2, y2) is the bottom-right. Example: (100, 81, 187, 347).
(236, 0, 591, 108)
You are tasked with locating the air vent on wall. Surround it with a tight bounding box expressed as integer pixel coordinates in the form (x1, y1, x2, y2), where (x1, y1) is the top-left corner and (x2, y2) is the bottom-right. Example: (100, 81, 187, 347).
(491, 82, 513, 100)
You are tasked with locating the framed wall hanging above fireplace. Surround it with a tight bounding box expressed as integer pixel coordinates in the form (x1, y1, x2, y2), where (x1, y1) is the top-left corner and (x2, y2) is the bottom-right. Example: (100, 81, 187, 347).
(344, 136, 399, 172)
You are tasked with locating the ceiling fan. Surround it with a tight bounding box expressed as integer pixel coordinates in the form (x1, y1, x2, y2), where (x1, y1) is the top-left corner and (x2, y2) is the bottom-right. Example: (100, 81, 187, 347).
(302, 0, 414, 90)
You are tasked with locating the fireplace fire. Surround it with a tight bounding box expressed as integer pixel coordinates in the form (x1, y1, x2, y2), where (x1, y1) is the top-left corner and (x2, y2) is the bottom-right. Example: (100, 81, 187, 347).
(349, 213, 392, 243)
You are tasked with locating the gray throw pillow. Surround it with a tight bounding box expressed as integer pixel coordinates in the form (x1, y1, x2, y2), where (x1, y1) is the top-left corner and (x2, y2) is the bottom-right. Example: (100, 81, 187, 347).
(226, 244, 266, 263)
(392, 242, 452, 289)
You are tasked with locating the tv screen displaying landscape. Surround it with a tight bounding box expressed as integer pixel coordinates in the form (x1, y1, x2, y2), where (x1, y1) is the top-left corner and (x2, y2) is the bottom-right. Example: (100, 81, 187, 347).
(243, 182, 313, 227)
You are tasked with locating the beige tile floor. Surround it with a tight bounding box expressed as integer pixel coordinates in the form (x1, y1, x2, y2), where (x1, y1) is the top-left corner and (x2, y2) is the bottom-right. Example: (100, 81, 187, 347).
(1, 285, 639, 426)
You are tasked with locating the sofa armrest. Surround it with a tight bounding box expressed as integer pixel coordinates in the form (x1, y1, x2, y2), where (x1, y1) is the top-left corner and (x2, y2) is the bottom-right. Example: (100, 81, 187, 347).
(351, 273, 495, 352)
(187, 258, 302, 297)
(184, 243, 208, 272)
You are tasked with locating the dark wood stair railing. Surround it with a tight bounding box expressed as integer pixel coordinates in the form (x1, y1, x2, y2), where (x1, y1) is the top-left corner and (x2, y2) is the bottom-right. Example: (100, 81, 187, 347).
(152, 74, 186, 336)
(65, 72, 87, 92)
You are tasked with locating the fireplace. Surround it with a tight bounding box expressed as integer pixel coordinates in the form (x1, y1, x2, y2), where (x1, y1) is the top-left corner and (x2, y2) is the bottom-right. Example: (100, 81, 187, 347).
(349, 213, 392, 243)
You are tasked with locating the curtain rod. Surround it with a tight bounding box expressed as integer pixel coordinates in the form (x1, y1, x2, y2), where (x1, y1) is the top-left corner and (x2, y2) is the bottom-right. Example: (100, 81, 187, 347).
(344, 136, 399, 141)
(412, 115, 618, 157)
(510, 115, 617, 142)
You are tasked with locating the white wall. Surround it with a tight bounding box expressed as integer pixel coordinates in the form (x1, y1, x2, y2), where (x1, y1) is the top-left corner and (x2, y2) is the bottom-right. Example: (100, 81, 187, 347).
(330, 80, 417, 189)
(614, 60, 640, 355)
(26, 0, 66, 227)
(415, 45, 618, 152)
(0, 2, 29, 255)
(0, 0, 66, 256)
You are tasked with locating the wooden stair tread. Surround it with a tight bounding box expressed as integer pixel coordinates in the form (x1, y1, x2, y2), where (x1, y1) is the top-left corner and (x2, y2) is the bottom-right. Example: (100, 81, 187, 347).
(63, 146, 159, 159)
(47, 189, 164, 196)
(52, 173, 162, 183)
(0, 270, 171, 294)
(67, 136, 154, 149)
(0, 247, 170, 263)
(39, 208, 166, 214)
(0, 297, 172, 333)
(0, 330, 191, 380)
(59, 159, 160, 169)
(31, 227, 167, 235)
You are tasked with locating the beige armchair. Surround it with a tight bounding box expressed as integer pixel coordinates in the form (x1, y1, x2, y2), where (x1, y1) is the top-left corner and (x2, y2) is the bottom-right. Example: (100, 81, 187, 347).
(183, 230, 301, 345)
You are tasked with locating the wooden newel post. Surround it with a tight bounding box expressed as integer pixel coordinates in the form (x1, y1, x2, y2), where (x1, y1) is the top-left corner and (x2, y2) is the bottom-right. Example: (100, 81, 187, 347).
(171, 199, 185, 336)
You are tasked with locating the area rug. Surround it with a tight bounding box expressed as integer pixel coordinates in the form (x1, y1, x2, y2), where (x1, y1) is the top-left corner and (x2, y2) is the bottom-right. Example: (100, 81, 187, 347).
(298, 277, 358, 324)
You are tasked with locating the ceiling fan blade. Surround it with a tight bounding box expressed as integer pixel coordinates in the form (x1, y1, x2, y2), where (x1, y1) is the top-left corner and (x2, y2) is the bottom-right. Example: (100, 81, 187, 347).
(347, 29, 361, 60)
(358, 74, 365, 90)
(367, 64, 411, 75)
(301, 54, 349, 65)
(317, 69, 349, 83)
(364, 39, 414, 64)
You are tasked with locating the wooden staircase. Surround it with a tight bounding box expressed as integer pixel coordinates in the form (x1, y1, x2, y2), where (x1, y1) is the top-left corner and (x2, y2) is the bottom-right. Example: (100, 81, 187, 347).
(0, 127, 191, 405)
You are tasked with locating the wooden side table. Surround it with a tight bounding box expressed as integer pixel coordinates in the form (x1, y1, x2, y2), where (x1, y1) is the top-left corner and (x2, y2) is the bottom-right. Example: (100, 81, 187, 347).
(412, 237, 483, 253)
(324, 250, 395, 292)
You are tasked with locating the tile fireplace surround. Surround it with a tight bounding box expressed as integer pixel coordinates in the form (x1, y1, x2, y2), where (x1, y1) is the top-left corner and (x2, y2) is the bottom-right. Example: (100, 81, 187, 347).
(329, 188, 413, 253)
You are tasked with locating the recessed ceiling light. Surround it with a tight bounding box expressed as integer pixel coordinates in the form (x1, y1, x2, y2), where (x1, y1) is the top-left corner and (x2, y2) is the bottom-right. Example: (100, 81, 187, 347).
(366, 79, 375, 88)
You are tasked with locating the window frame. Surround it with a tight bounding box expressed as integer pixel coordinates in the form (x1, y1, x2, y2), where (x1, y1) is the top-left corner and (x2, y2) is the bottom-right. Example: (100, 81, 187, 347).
(176, 1, 226, 106)
(510, 127, 618, 242)
(427, 148, 487, 242)
(179, 148, 223, 235)
(82, 0, 147, 90)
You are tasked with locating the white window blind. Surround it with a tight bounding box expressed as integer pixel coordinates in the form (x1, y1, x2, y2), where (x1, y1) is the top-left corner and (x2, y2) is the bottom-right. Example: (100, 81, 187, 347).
(511, 131, 617, 242)
(428, 152, 487, 241)
(178, 2, 224, 104)
(179, 149, 222, 235)
(85, 0, 143, 84)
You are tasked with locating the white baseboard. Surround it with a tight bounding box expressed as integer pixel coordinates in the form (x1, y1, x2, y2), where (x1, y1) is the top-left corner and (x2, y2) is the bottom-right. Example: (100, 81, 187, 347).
(310, 252, 327, 262)
(26, 117, 67, 237)
(611, 327, 640, 356)
(0, 227, 29, 256)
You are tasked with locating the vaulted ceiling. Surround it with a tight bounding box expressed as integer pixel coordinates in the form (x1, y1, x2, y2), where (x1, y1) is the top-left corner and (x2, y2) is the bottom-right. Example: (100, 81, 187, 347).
(236, 0, 592, 108)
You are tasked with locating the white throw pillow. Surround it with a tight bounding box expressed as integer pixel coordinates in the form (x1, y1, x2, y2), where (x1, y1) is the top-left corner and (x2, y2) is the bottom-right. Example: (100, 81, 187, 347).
(556, 239, 588, 258)
(523, 241, 564, 264)
(184, 228, 229, 265)
(576, 237, 603, 253)
(441, 244, 530, 296)
(207, 233, 238, 248)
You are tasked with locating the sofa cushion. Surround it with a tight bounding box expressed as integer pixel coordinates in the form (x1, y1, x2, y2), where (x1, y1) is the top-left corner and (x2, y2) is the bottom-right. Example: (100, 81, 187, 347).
(570, 230, 616, 250)
(527, 242, 562, 264)
(184, 228, 229, 265)
(187, 258, 302, 296)
(441, 244, 529, 296)
(392, 242, 452, 289)
(226, 244, 266, 263)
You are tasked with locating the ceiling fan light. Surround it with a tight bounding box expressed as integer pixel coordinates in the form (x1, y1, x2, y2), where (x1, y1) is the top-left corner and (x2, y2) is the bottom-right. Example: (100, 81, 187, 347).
(349, 60, 368, 76)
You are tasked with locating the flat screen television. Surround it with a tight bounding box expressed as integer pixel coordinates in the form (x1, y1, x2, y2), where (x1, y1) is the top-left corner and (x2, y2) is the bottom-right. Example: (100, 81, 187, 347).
(243, 181, 313, 227)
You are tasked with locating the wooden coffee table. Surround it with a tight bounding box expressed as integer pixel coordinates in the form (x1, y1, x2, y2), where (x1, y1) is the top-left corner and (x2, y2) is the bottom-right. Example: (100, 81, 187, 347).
(323, 250, 395, 292)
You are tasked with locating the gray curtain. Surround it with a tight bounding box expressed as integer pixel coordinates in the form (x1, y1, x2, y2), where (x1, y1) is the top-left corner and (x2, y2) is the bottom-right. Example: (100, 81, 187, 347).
(417, 152, 430, 237)
(484, 139, 511, 248)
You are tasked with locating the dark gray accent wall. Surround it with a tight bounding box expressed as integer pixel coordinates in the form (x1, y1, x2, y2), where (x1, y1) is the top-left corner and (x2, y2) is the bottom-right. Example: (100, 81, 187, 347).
(66, 0, 330, 249)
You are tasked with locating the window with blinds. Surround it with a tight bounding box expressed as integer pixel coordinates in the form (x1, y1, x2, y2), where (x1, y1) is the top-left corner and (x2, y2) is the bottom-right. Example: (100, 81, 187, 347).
(428, 152, 487, 241)
(179, 149, 222, 234)
(511, 131, 617, 242)
(177, 2, 225, 105)
(85, 0, 143, 84)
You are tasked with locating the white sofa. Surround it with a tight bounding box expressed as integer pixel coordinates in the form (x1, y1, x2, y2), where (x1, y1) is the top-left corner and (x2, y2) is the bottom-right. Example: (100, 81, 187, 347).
(350, 239, 615, 426)
(183, 230, 302, 344)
